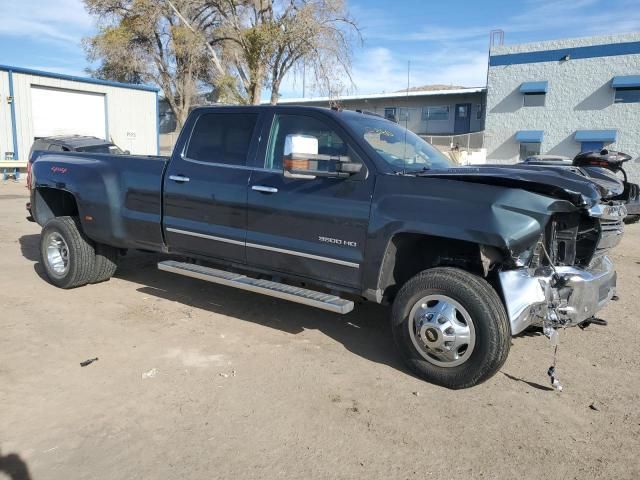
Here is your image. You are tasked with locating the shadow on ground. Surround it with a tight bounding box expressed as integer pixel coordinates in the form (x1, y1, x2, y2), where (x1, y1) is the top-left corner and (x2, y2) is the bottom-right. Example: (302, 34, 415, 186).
(501, 372, 553, 391)
(0, 447, 32, 480)
(19, 234, 50, 282)
(19, 236, 553, 388)
(18, 236, 408, 377)
(118, 251, 406, 375)
(18, 234, 40, 262)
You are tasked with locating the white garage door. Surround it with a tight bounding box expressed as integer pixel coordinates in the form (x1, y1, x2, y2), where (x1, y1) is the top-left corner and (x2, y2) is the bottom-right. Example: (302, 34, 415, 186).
(31, 86, 107, 139)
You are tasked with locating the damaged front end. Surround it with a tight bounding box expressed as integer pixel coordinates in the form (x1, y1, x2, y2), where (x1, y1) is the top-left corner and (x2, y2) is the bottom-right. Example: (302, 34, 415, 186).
(499, 203, 625, 335)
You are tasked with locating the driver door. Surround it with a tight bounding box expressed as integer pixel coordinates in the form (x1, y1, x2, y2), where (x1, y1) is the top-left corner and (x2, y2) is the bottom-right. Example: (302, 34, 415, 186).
(246, 113, 375, 288)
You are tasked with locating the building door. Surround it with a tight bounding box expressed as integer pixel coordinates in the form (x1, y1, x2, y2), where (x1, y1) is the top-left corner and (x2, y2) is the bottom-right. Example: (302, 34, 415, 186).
(31, 86, 107, 139)
(454, 103, 471, 134)
(581, 141, 604, 153)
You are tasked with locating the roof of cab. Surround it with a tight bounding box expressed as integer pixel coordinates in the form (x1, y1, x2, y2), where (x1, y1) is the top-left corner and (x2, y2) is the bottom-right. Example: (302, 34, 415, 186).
(189, 104, 391, 123)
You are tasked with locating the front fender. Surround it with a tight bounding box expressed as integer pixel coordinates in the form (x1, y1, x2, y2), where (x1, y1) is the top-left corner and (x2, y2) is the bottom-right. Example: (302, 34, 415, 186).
(361, 175, 577, 294)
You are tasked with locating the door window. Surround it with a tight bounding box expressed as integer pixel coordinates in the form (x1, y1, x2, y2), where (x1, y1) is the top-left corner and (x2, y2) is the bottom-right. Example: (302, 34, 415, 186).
(265, 115, 353, 171)
(185, 113, 258, 166)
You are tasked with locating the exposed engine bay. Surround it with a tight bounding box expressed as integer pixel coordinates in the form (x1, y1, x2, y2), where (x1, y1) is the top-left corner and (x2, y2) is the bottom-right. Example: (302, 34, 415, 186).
(495, 150, 633, 390)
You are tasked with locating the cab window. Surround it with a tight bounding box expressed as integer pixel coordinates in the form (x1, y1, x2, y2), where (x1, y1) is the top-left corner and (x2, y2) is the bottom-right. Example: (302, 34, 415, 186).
(186, 113, 258, 166)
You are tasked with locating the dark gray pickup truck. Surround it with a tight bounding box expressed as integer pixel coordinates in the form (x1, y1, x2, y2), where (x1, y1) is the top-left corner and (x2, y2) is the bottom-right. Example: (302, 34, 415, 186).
(29, 105, 630, 389)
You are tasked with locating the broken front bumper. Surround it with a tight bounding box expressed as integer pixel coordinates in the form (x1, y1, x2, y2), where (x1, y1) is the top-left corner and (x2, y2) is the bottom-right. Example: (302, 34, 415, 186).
(499, 256, 617, 335)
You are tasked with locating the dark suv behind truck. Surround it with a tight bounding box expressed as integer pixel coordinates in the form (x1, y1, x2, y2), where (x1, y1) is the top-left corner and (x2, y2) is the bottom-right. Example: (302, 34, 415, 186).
(28, 106, 630, 389)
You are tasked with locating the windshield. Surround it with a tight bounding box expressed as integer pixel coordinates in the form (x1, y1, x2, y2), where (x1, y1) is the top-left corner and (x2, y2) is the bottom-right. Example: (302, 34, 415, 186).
(343, 115, 453, 172)
(77, 144, 124, 154)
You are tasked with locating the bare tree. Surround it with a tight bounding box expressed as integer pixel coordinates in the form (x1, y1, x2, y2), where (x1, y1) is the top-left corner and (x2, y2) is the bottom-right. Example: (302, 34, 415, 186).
(203, 0, 360, 104)
(84, 0, 233, 128)
(266, 0, 360, 104)
(85, 0, 360, 113)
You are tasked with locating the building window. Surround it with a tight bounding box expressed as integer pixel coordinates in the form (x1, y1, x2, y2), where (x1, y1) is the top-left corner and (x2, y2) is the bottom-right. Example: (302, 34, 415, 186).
(384, 107, 397, 122)
(520, 81, 548, 107)
(574, 130, 617, 151)
(398, 108, 410, 121)
(614, 87, 640, 103)
(580, 141, 604, 153)
(476, 103, 484, 120)
(422, 106, 450, 121)
(523, 92, 545, 107)
(519, 142, 541, 160)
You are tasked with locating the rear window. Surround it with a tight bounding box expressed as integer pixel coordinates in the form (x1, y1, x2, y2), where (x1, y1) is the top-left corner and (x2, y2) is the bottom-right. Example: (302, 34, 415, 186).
(186, 113, 258, 166)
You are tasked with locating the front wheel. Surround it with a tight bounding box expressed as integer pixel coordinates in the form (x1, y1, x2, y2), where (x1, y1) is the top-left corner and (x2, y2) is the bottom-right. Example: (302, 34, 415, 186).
(391, 267, 510, 389)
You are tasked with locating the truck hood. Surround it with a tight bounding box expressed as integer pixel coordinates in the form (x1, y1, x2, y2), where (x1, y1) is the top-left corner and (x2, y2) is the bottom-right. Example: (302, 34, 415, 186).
(417, 164, 624, 207)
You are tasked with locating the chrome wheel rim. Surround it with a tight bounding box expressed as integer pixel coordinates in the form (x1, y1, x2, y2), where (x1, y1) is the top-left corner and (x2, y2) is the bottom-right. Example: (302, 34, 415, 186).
(408, 294, 476, 368)
(46, 232, 70, 277)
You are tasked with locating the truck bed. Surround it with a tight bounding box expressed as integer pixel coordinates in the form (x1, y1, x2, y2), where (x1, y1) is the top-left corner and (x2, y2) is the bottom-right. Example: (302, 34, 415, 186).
(31, 151, 170, 250)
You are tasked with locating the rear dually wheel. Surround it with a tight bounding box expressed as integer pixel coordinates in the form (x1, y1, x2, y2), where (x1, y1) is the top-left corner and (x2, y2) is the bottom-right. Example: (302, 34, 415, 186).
(40, 216, 96, 289)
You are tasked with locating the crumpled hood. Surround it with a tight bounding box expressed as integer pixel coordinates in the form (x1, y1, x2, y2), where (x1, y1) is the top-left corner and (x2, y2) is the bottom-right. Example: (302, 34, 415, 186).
(418, 164, 624, 207)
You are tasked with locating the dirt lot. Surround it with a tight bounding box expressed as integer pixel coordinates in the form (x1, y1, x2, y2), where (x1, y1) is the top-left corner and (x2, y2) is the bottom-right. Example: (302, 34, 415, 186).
(0, 180, 639, 480)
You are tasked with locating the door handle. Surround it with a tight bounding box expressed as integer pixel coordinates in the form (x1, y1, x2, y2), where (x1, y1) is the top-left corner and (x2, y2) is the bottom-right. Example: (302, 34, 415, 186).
(169, 175, 190, 183)
(251, 185, 278, 193)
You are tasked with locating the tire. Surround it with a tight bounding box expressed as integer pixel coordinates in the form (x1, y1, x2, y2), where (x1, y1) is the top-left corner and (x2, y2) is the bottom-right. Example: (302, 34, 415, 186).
(624, 215, 640, 225)
(40, 216, 96, 289)
(91, 243, 119, 284)
(391, 267, 510, 389)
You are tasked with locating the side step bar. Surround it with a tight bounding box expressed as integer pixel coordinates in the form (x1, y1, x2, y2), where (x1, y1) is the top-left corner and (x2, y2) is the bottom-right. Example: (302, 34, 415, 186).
(158, 260, 354, 314)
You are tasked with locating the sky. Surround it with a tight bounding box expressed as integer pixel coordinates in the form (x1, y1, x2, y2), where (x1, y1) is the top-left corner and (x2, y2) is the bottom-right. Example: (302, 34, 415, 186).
(1, 0, 639, 100)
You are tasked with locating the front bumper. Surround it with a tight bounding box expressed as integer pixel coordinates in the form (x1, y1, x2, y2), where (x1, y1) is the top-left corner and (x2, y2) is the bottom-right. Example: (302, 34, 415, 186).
(499, 256, 617, 335)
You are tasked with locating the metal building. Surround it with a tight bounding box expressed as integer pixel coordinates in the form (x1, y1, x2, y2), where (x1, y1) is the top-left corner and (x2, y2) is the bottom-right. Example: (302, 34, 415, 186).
(484, 32, 640, 181)
(276, 87, 486, 137)
(0, 65, 159, 174)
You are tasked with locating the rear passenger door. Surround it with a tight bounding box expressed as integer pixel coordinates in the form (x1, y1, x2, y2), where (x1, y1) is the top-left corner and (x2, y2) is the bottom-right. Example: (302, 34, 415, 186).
(163, 110, 261, 263)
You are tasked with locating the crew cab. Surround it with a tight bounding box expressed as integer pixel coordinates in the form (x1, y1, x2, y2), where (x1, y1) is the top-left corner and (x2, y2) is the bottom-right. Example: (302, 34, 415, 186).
(28, 106, 630, 389)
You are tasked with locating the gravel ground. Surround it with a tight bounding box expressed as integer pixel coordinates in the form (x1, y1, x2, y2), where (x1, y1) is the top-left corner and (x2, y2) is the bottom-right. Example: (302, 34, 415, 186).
(0, 180, 639, 480)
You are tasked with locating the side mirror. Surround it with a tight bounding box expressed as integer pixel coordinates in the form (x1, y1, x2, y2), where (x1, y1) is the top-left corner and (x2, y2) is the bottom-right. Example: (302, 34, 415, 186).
(283, 134, 362, 179)
(283, 134, 318, 179)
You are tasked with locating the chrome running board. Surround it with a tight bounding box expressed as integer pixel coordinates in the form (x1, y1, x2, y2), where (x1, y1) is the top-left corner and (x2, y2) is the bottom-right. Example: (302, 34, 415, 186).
(158, 260, 354, 314)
